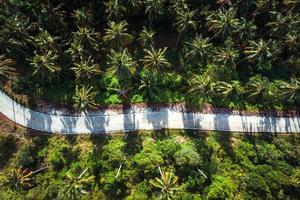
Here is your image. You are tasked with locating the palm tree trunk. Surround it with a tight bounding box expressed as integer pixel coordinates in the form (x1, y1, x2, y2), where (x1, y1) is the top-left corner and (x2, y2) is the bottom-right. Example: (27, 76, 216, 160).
(47, 0, 51, 8)
(115, 164, 123, 179)
(185, 54, 192, 65)
(150, 16, 154, 27)
(32, 166, 49, 174)
(176, 31, 183, 48)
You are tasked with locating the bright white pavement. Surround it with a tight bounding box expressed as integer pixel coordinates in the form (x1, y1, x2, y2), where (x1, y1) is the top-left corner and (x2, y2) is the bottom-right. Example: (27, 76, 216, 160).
(0, 90, 299, 134)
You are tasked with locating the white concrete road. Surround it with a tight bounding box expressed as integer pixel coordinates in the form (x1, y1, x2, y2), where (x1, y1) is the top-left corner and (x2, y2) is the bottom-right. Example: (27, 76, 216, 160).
(0, 90, 300, 134)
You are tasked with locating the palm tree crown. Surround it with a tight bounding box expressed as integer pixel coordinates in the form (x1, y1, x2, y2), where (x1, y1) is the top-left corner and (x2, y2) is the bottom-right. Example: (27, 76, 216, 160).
(174, 8, 197, 47)
(41, 3, 67, 32)
(185, 35, 212, 63)
(279, 78, 300, 102)
(245, 76, 269, 100)
(214, 43, 239, 67)
(30, 50, 60, 79)
(0, 55, 16, 81)
(145, 0, 166, 25)
(73, 85, 98, 111)
(73, 27, 100, 50)
(212, 80, 244, 101)
(138, 26, 156, 48)
(1, 167, 33, 192)
(71, 57, 102, 80)
(103, 20, 133, 48)
(149, 166, 181, 200)
(59, 168, 94, 200)
(107, 49, 136, 80)
(72, 8, 94, 28)
(188, 75, 212, 98)
(206, 8, 240, 40)
(33, 29, 59, 52)
(141, 47, 170, 73)
(104, 0, 126, 20)
(244, 39, 272, 63)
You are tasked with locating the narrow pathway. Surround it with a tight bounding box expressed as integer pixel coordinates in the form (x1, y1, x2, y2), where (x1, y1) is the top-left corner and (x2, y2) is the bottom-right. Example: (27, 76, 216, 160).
(0, 90, 299, 134)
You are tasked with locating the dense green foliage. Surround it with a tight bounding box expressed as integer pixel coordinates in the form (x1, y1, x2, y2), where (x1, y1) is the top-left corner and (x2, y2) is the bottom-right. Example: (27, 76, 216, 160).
(0, 131, 299, 199)
(0, 0, 300, 110)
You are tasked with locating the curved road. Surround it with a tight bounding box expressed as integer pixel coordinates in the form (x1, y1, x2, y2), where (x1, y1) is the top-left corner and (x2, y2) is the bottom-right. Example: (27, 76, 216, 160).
(0, 90, 300, 134)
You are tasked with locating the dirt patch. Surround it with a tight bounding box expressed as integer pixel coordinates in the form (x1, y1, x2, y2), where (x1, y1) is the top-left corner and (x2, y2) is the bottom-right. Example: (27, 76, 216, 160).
(0, 113, 27, 133)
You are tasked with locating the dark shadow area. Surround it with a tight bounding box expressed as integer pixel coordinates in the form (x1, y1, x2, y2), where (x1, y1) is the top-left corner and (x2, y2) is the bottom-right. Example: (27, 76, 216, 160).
(213, 114, 230, 132)
(83, 114, 107, 134)
(217, 132, 235, 157)
(258, 117, 280, 133)
(137, 103, 170, 132)
(0, 134, 18, 168)
(123, 131, 142, 156)
(181, 111, 204, 130)
(26, 109, 53, 134)
(212, 114, 234, 157)
(123, 104, 136, 133)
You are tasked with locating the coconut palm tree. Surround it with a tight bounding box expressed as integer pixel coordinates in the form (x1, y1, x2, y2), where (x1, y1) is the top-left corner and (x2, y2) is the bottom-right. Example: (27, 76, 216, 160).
(188, 75, 212, 100)
(237, 18, 257, 42)
(103, 20, 133, 49)
(33, 29, 59, 52)
(104, 0, 126, 20)
(255, 1, 282, 21)
(73, 27, 100, 50)
(283, 32, 299, 52)
(73, 85, 97, 111)
(267, 12, 291, 38)
(138, 26, 156, 48)
(0, 167, 33, 192)
(145, 0, 166, 25)
(212, 80, 244, 101)
(279, 78, 300, 103)
(140, 47, 170, 73)
(174, 8, 197, 47)
(72, 8, 94, 28)
(71, 56, 102, 80)
(66, 41, 85, 62)
(30, 50, 60, 80)
(214, 44, 239, 67)
(245, 75, 270, 100)
(149, 166, 181, 200)
(59, 168, 94, 200)
(0, 55, 16, 81)
(0, 14, 34, 53)
(236, 0, 256, 15)
(107, 49, 136, 80)
(128, 0, 143, 13)
(170, 0, 188, 13)
(185, 34, 212, 64)
(206, 8, 240, 40)
(41, 3, 67, 32)
(244, 39, 272, 64)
